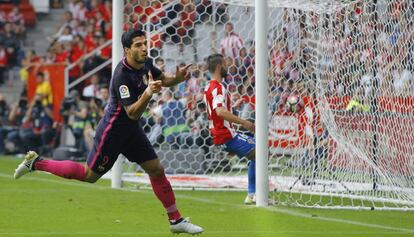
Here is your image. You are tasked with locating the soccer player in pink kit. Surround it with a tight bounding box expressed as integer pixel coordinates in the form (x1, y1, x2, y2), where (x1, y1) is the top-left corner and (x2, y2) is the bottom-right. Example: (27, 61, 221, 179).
(204, 53, 256, 204)
(13, 29, 203, 235)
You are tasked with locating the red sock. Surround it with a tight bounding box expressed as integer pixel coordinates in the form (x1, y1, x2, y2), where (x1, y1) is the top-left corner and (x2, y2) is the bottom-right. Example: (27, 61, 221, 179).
(149, 173, 181, 221)
(34, 160, 86, 181)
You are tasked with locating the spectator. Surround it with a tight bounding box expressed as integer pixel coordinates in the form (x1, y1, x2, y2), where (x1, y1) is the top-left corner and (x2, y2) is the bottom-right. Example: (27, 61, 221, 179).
(215, 3, 228, 23)
(83, 97, 104, 153)
(0, 93, 10, 154)
(19, 94, 55, 155)
(86, 0, 101, 19)
(51, 0, 64, 8)
(73, 20, 87, 38)
(393, 65, 413, 95)
(243, 42, 255, 69)
(0, 10, 6, 27)
(44, 48, 56, 64)
(155, 57, 166, 72)
(0, 44, 7, 85)
(175, 1, 196, 45)
(161, 89, 189, 147)
(0, 22, 20, 67)
(34, 71, 53, 106)
(21, 49, 41, 68)
(53, 42, 69, 63)
(185, 99, 210, 150)
(146, 101, 163, 146)
(73, 1, 88, 22)
(224, 61, 242, 87)
(82, 74, 101, 99)
(4, 96, 27, 154)
(220, 22, 243, 60)
(195, 0, 212, 23)
(68, 35, 85, 81)
(50, 11, 76, 42)
(185, 65, 203, 96)
(68, 0, 79, 17)
(133, 0, 150, 23)
(101, 0, 112, 22)
(237, 47, 247, 75)
(7, 5, 24, 27)
(60, 90, 88, 151)
(94, 11, 107, 36)
(239, 86, 255, 127)
(57, 26, 74, 44)
(98, 84, 109, 108)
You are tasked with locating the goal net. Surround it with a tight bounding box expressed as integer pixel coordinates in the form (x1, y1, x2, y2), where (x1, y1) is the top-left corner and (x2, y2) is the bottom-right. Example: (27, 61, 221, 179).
(118, 0, 414, 210)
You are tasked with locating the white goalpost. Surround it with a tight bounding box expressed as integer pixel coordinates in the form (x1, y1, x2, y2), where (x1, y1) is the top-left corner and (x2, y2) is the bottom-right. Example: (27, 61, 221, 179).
(254, 0, 269, 207)
(110, 0, 124, 189)
(111, 0, 414, 210)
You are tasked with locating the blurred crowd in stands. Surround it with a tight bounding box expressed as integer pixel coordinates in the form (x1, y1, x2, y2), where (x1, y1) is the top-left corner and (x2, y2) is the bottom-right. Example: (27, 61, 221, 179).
(0, 3, 26, 85)
(0, 0, 230, 157)
(0, 0, 413, 158)
(0, 0, 114, 156)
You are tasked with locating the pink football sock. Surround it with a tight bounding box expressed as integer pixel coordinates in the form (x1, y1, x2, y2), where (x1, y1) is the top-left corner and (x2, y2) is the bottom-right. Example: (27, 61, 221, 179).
(34, 160, 86, 181)
(149, 173, 182, 222)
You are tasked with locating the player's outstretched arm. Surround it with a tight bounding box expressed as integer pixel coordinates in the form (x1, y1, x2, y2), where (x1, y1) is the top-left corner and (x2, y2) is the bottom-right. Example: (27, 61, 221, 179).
(124, 72, 161, 120)
(216, 107, 255, 133)
(160, 64, 192, 87)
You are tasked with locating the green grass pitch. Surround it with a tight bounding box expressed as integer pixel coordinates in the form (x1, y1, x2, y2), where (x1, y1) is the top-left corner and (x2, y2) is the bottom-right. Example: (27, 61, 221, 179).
(1, 156, 414, 237)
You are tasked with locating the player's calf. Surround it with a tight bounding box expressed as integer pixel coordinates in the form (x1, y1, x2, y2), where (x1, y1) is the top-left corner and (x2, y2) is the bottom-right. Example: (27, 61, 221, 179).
(14, 151, 87, 182)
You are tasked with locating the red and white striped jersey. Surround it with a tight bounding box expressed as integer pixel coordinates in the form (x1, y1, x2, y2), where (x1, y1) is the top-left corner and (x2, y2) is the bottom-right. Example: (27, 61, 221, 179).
(204, 79, 236, 144)
(219, 32, 243, 59)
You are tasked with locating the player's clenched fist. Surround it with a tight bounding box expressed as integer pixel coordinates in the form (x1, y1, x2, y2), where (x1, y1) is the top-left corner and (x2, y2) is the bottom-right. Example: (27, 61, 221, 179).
(242, 121, 255, 134)
(145, 71, 162, 96)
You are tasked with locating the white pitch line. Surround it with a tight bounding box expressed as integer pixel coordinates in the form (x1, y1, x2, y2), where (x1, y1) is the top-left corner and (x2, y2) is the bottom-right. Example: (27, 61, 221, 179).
(170, 194, 414, 234)
(0, 230, 413, 236)
(1, 173, 414, 234)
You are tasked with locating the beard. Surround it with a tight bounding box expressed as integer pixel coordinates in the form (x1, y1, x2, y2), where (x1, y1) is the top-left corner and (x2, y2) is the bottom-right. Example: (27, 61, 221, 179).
(134, 53, 147, 63)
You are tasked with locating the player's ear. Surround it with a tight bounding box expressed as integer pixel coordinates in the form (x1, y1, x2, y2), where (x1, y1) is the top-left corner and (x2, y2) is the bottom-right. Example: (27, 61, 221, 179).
(123, 47, 130, 56)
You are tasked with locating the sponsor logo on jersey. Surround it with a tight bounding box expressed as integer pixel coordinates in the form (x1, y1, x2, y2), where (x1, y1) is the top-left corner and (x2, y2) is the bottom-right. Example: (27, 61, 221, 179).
(119, 85, 130, 99)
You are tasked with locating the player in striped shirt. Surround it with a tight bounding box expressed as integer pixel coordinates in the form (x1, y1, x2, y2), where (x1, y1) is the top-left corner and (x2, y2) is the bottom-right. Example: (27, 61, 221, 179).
(204, 53, 256, 204)
(219, 22, 244, 60)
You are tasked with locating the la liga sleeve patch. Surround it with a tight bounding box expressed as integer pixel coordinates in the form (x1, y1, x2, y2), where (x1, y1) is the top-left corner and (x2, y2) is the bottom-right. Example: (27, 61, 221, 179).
(119, 85, 130, 99)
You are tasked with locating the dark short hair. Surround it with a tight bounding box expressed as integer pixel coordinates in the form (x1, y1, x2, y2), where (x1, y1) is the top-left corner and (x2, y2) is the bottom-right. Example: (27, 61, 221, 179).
(36, 72, 44, 78)
(155, 58, 164, 64)
(207, 53, 224, 73)
(121, 29, 146, 49)
(99, 84, 109, 90)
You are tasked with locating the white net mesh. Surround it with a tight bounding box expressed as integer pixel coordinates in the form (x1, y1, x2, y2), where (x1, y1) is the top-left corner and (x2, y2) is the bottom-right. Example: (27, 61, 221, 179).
(120, 0, 414, 210)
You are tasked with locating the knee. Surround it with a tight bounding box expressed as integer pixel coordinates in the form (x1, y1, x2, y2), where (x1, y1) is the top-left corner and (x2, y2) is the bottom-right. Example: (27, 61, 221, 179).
(247, 150, 255, 161)
(146, 165, 165, 177)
